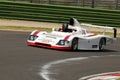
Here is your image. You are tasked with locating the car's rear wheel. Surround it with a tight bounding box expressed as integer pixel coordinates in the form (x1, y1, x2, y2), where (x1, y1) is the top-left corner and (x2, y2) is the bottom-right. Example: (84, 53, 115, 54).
(72, 38, 78, 51)
(99, 38, 106, 51)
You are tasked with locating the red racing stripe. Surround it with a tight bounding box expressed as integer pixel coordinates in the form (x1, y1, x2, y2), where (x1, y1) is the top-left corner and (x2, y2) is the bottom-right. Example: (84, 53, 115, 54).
(86, 34, 97, 37)
(33, 30, 40, 36)
(64, 35, 70, 40)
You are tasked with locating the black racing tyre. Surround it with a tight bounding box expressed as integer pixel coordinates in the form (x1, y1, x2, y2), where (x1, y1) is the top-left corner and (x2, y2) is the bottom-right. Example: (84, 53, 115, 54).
(99, 38, 106, 51)
(71, 38, 78, 51)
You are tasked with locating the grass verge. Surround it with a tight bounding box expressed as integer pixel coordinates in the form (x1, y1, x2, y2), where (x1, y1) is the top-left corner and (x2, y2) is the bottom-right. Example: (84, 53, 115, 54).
(117, 78, 120, 80)
(0, 26, 51, 32)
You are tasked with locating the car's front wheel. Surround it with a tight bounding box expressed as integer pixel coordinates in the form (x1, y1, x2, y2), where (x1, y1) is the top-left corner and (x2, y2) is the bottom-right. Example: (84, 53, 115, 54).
(71, 38, 78, 51)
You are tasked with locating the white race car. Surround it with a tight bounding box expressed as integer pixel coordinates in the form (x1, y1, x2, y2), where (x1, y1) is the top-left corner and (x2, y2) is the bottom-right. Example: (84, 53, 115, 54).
(27, 18, 117, 51)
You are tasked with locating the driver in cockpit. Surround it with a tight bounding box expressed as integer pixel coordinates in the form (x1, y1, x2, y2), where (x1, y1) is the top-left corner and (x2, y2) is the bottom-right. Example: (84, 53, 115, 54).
(59, 18, 80, 32)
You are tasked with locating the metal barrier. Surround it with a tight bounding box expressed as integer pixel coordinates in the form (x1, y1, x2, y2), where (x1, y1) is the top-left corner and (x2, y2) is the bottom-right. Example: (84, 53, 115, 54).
(8, 0, 120, 10)
(0, 1, 120, 27)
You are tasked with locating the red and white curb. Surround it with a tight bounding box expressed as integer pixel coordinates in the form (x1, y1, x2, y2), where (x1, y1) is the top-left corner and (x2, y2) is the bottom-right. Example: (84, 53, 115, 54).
(79, 71, 120, 80)
(39, 55, 120, 80)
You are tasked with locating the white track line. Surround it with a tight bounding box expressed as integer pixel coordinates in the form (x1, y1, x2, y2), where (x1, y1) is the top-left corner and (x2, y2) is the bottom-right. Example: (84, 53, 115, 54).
(39, 55, 120, 80)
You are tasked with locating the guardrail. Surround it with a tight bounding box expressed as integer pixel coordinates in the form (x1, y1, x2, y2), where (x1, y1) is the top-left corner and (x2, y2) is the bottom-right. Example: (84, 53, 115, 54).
(8, 0, 120, 10)
(0, 1, 120, 27)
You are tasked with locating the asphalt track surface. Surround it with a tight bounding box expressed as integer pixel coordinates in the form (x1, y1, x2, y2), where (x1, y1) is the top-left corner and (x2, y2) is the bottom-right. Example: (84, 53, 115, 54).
(0, 30, 120, 80)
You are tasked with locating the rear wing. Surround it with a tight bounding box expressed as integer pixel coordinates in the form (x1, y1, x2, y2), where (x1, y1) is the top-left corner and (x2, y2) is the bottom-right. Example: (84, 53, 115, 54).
(81, 23, 117, 38)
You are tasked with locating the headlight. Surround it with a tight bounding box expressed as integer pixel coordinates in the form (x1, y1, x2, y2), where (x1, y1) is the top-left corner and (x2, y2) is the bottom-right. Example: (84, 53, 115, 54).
(57, 40, 69, 45)
(28, 35, 38, 41)
(60, 40, 65, 45)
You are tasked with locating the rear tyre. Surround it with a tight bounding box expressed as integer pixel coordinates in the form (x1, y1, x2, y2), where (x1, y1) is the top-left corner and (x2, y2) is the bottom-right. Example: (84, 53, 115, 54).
(71, 38, 78, 51)
(99, 38, 106, 51)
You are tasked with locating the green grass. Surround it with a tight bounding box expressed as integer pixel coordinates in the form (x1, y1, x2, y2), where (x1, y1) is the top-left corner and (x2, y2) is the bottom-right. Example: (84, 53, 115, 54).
(0, 26, 52, 32)
(117, 78, 120, 80)
(0, 0, 8, 1)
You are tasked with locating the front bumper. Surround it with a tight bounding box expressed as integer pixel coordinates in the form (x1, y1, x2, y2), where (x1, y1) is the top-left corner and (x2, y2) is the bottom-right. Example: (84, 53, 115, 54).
(27, 41, 71, 50)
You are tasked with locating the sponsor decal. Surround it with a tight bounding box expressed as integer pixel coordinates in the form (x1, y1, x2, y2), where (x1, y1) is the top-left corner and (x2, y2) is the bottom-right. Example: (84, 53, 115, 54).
(41, 38, 54, 43)
(80, 71, 120, 80)
(42, 39, 49, 43)
(92, 45, 98, 48)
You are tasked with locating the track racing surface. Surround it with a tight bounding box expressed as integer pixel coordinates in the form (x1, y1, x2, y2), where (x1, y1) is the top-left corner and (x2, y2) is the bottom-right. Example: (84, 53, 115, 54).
(0, 30, 120, 80)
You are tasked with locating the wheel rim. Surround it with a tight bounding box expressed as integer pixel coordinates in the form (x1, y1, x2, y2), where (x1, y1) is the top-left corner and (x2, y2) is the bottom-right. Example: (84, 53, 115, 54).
(73, 43, 78, 50)
(72, 39, 78, 50)
(100, 43, 104, 50)
(99, 39, 105, 50)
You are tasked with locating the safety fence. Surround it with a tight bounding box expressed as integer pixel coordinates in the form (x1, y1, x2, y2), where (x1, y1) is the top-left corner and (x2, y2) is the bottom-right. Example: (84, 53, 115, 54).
(0, 1, 120, 27)
(8, 0, 120, 10)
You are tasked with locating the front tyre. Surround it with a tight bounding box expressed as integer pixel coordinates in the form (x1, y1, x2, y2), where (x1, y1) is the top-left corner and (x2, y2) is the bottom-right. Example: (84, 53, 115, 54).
(71, 38, 78, 51)
(99, 38, 106, 51)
